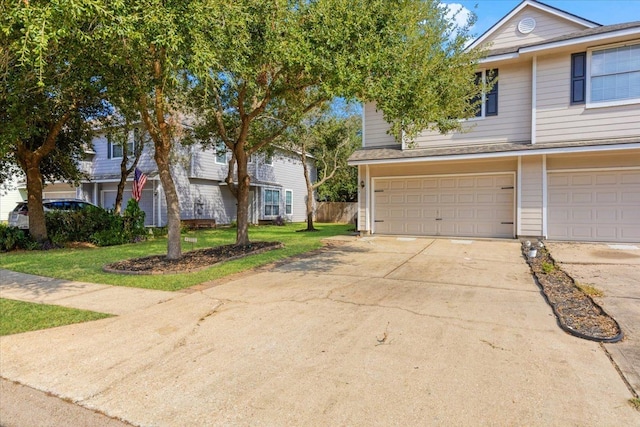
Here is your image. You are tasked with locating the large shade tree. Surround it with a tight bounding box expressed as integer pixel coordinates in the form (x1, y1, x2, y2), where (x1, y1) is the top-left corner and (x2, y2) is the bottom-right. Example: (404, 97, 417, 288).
(1, 0, 110, 242)
(100, 0, 235, 259)
(192, 0, 483, 246)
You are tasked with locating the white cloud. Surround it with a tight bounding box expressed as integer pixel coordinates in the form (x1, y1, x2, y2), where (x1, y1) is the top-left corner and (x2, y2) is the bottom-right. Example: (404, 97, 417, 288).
(442, 3, 474, 31)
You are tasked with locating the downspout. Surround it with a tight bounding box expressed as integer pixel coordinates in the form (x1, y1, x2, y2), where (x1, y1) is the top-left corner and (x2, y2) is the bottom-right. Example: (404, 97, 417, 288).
(542, 154, 548, 239)
(93, 182, 98, 205)
(365, 164, 371, 233)
(531, 56, 537, 145)
(517, 157, 522, 237)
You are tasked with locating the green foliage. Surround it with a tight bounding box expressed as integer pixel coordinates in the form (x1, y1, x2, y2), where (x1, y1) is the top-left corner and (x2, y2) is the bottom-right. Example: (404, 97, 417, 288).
(0, 298, 112, 336)
(0, 224, 33, 252)
(123, 199, 147, 242)
(45, 203, 146, 247)
(541, 262, 556, 274)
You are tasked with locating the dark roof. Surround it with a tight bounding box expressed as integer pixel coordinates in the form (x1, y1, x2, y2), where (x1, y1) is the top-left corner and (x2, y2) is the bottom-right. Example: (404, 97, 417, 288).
(348, 138, 640, 164)
(486, 21, 640, 57)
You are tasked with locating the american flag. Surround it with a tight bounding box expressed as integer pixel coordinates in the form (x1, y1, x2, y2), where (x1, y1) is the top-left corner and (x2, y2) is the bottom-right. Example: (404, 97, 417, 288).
(132, 168, 147, 202)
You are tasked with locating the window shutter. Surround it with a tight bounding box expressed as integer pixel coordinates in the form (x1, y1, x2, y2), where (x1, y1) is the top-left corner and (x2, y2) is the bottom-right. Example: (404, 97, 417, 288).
(571, 52, 586, 104)
(485, 69, 498, 116)
(473, 72, 483, 117)
(107, 141, 112, 159)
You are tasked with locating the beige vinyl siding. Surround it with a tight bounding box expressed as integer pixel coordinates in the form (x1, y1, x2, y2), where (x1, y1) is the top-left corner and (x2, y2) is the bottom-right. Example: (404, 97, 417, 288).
(367, 158, 517, 179)
(547, 150, 640, 170)
(483, 8, 586, 51)
(536, 52, 640, 143)
(363, 102, 396, 148)
(412, 62, 532, 148)
(519, 156, 543, 236)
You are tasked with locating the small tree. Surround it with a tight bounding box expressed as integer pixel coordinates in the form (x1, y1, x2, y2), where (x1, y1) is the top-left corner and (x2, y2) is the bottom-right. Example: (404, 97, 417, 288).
(282, 106, 360, 231)
(105, 119, 146, 214)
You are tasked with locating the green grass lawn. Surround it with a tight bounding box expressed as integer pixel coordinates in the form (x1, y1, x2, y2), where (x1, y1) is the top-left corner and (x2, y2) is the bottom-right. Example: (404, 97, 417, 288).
(0, 223, 352, 291)
(0, 298, 112, 336)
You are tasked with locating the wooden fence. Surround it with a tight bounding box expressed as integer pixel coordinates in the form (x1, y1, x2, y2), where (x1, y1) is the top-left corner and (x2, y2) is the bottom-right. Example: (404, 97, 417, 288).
(315, 202, 357, 223)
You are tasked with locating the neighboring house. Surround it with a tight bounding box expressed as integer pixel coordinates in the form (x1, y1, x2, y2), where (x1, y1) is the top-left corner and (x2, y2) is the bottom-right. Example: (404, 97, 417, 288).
(75, 132, 315, 226)
(349, 0, 640, 243)
(3, 133, 315, 227)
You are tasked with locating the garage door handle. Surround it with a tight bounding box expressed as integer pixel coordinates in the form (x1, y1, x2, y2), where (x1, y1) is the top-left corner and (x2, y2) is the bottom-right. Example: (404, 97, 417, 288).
(501, 222, 514, 224)
(501, 186, 514, 189)
(374, 220, 384, 223)
(435, 218, 443, 221)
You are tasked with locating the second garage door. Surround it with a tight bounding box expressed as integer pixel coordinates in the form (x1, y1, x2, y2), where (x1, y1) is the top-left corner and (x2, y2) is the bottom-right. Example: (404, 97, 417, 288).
(548, 169, 640, 242)
(373, 174, 515, 238)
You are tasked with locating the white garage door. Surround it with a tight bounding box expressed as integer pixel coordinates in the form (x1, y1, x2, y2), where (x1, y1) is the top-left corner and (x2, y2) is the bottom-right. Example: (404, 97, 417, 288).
(548, 170, 640, 242)
(373, 174, 515, 238)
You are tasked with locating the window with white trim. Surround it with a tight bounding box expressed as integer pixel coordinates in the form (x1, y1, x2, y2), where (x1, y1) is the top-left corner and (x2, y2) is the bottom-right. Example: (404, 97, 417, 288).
(285, 190, 293, 215)
(109, 139, 135, 159)
(472, 69, 498, 118)
(215, 141, 227, 164)
(264, 152, 273, 165)
(587, 43, 640, 106)
(264, 188, 280, 217)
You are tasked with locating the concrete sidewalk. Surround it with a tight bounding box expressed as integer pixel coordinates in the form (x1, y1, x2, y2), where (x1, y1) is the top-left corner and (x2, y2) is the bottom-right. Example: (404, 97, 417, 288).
(1, 238, 638, 425)
(0, 269, 178, 315)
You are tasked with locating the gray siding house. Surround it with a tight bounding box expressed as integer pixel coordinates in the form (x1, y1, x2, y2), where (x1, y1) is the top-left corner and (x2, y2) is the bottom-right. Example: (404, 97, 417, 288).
(2, 132, 315, 227)
(77, 133, 316, 226)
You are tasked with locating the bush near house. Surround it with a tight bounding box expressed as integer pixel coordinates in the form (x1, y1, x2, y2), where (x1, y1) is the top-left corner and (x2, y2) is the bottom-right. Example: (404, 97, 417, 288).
(47, 199, 146, 247)
(0, 200, 148, 251)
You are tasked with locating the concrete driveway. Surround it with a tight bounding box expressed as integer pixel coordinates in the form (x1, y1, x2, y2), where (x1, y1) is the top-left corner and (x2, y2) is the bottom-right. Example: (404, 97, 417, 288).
(1, 237, 638, 425)
(547, 241, 640, 397)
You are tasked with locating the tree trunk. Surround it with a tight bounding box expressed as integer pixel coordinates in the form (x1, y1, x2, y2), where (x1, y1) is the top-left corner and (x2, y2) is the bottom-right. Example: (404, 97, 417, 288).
(114, 156, 128, 214)
(234, 146, 251, 246)
(24, 160, 47, 242)
(155, 141, 182, 260)
(301, 153, 316, 231)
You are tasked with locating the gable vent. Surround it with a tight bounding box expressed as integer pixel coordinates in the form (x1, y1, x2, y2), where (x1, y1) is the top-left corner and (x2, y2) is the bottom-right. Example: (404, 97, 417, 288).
(518, 17, 536, 34)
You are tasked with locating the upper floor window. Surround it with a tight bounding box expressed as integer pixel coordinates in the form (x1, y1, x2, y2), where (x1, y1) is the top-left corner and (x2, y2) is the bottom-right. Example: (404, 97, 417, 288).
(591, 43, 640, 105)
(264, 152, 273, 165)
(473, 69, 499, 118)
(107, 128, 141, 159)
(108, 139, 135, 159)
(215, 141, 227, 164)
(574, 43, 640, 107)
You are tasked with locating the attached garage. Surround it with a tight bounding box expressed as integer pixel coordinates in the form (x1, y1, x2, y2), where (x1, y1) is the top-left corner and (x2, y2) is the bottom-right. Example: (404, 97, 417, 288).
(548, 169, 640, 242)
(373, 173, 515, 238)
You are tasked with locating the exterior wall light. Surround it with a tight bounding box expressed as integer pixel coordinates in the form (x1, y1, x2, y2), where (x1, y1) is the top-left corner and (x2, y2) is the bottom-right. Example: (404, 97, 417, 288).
(360, 180, 365, 189)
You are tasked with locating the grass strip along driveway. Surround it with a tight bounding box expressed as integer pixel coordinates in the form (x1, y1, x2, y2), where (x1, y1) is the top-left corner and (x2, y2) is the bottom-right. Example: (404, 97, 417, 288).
(0, 299, 112, 336)
(0, 223, 351, 291)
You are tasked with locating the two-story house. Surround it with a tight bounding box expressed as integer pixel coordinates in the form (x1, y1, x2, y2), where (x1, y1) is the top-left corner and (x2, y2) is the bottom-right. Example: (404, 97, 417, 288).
(77, 133, 316, 226)
(3, 133, 315, 227)
(349, 0, 640, 243)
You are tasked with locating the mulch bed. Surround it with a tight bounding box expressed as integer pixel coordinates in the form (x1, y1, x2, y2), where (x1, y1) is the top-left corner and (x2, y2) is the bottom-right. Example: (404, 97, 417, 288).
(522, 242, 622, 343)
(103, 241, 283, 275)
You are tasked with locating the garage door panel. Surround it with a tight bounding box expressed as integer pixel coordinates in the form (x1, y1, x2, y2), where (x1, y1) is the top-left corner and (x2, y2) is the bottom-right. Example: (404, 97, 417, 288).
(374, 174, 514, 238)
(595, 192, 617, 203)
(548, 170, 640, 242)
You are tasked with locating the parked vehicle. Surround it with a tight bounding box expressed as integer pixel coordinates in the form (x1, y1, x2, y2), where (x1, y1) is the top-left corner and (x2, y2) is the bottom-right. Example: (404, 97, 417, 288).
(8, 199, 97, 229)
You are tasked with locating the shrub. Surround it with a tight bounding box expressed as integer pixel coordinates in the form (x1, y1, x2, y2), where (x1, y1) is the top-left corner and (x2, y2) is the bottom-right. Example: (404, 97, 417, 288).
(123, 199, 146, 242)
(0, 224, 32, 252)
(150, 226, 167, 237)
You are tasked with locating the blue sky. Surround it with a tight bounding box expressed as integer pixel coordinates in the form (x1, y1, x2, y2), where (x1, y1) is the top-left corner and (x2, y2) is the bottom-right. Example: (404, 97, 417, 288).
(446, 1, 640, 40)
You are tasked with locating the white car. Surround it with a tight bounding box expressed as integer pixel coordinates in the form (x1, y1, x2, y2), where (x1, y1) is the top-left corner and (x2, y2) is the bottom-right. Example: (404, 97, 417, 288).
(8, 199, 97, 230)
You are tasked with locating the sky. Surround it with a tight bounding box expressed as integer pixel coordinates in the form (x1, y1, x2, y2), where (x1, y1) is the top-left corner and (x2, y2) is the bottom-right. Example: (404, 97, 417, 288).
(444, 0, 640, 40)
